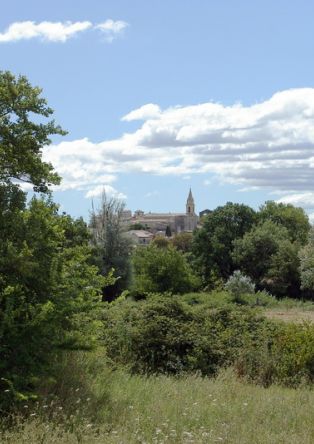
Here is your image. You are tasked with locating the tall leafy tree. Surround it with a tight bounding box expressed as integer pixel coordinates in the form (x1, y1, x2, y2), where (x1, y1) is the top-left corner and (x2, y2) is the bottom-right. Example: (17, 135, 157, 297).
(192, 202, 257, 285)
(233, 220, 301, 297)
(299, 227, 314, 295)
(0, 190, 109, 409)
(258, 201, 310, 244)
(0, 72, 111, 410)
(132, 244, 199, 294)
(0, 71, 66, 192)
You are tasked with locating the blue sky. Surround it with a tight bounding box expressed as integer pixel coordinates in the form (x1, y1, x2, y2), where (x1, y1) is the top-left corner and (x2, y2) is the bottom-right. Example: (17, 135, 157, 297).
(2, 0, 314, 220)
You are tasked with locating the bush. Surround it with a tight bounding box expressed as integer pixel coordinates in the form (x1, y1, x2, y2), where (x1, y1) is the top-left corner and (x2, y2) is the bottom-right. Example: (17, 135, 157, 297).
(225, 270, 255, 303)
(102, 295, 314, 387)
(102, 295, 268, 376)
(236, 322, 314, 387)
(132, 244, 200, 294)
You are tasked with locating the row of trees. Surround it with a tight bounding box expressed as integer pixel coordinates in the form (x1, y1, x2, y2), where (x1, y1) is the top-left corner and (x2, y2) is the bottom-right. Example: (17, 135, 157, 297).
(193, 201, 312, 298)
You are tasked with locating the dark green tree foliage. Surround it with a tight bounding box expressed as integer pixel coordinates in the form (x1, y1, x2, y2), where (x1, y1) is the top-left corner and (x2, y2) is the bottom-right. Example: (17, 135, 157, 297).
(0, 71, 66, 192)
(171, 232, 193, 253)
(132, 244, 199, 294)
(128, 222, 148, 231)
(233, 220, 301, 297)
(0, 72, 111, 411)
(192, 202, 257, 284)
(90, 193, 133, 301)
(258, 201, 310, 244)
(0, 186, 107, 409)
(152, 235, 170, 248)
(299, 228, 314, 295)
(165, 225, 172, 237)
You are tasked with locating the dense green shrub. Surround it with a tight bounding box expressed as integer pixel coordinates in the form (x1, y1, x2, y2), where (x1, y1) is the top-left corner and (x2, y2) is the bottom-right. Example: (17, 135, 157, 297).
(102, 295, 268, 376)
(236, 322, 314, 387)
(132, 244, 199, 294)
(102, 295, 314, 387)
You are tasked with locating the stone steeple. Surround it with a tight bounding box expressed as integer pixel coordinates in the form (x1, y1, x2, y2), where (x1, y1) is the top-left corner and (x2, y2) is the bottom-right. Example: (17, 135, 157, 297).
(186, 188, 195, 215)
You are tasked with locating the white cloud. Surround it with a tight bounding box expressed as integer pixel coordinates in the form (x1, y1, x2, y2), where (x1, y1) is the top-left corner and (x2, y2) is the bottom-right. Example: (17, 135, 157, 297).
(122, 104, 161, 121)
(96, 19, 128, 42)
(45, 88, 314, 212)
(85, 185, 126, 200)
(0, 19, 129, 43)
(277, 192, 314, 209)
(0, 21, 92, 42)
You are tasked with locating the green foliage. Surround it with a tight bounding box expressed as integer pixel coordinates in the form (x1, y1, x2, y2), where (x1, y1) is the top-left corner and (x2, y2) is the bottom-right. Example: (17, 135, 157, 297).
(181, 290, 234, 308)
(192, 202, 257, 285)
(170, 231, 193, 253)
(233, 220, 301, 297)
(102, 295, 269, 376)
(258, 200, 310, 244)
(191, 200, 309, 297)
(299, 227, 314, 293)
(151, 235, 169, 248)
(165, 225, 172, 237)
(225, 270, 255, 303)
(102, 294, 314, 387)
(0, 71, 66, 193)
(132, 244, 199, 294)
(236, 322, 314, 387)
(0, 186, 109, 411)
(128, 222, 147, 230)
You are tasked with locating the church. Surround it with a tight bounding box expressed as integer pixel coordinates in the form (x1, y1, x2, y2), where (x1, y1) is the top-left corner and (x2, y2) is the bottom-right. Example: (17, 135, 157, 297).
(125, 189, 199, 234)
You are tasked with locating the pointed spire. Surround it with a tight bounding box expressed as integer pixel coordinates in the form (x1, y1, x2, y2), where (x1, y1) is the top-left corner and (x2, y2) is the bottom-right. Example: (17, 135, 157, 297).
(186, 188, 195, 215)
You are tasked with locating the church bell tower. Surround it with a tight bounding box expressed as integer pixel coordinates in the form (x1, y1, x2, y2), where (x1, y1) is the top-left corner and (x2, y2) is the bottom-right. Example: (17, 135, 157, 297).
(186, 188, 195, 215)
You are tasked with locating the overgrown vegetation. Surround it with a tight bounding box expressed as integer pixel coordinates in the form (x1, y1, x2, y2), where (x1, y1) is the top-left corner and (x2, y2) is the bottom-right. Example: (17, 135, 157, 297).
(102, 293, 314, 386)
(1, 352, 314, 444)
(1, 71, 314, 442)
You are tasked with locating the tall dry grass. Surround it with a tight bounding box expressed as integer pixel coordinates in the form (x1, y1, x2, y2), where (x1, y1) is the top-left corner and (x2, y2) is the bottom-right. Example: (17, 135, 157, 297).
(1, 351, 313, 443)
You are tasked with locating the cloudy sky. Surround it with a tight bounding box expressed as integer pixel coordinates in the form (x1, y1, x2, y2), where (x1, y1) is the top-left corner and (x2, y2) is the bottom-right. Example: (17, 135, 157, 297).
(3, 0, 314, 220)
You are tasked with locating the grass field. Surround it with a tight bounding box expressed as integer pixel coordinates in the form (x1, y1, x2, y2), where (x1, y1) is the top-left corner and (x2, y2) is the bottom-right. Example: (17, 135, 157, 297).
(1, 353, 314, 444)
(181, 290, 314, 324)
(264, 309, 314, 323)
(1, 293, 313, 443)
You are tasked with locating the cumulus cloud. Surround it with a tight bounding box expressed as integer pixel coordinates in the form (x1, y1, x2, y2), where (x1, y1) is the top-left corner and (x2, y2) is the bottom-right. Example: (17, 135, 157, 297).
(96, 19, 128, 42)
(0, 19, 128, 43)
(0, 21, 92, 42)
(85, 185, 126, 200)
(122, 104, 161, 121)
(277, 192, 314, 209)
(45, 88, 314, 212)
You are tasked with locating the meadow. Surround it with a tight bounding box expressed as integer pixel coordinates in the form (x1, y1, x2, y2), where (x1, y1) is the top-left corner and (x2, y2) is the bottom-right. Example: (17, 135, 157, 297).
(1, 352, 314, 444)
(1, 292, 313, 444)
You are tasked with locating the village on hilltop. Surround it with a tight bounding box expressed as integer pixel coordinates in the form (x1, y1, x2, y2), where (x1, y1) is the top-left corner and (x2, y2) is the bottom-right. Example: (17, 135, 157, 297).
(123, 189, 210, 244)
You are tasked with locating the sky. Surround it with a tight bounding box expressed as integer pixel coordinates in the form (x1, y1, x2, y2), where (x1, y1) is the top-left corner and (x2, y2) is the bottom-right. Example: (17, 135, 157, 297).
(2, 0, 314, 220)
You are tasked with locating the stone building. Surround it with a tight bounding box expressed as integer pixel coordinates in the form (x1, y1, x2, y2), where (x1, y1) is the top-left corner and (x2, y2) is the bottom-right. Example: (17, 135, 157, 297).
(128, 189, 198, 234)
(127, 230, 154, 245)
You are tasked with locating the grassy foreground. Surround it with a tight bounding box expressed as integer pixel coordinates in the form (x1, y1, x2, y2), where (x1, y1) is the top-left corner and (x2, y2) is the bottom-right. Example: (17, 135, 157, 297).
(1, 353, 313, 444)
